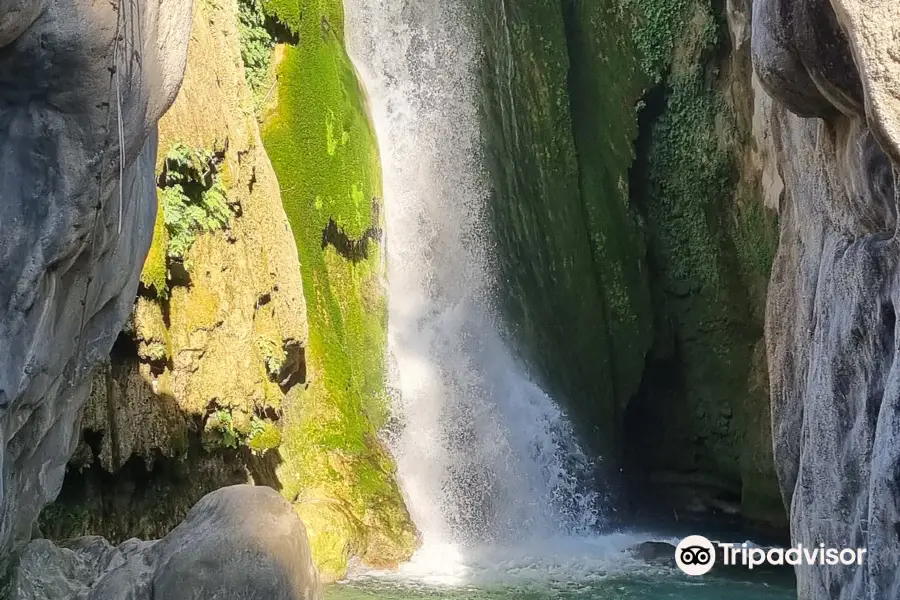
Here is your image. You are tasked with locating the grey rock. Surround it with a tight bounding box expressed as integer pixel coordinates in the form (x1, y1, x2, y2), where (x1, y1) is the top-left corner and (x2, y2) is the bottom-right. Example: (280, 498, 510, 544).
(752, 0, 900, 597)
(0, 0, 192, 570)
(627, 541, 675, 566)
(12, 485, 323, 600)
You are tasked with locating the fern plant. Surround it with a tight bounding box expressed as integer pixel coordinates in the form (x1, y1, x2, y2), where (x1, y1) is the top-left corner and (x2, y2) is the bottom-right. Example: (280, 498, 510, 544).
(238, 0, 274, 93)
(158, 143, 234, 262)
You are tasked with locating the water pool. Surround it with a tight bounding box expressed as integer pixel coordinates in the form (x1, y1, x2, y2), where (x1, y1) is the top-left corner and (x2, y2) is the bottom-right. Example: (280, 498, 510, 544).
(327, 535, 796, 600)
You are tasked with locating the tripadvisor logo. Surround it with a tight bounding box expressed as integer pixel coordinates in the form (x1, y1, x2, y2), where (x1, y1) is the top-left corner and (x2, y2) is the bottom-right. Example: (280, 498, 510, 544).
(675, 534, 868, 576)
(676, 535, 716, 576)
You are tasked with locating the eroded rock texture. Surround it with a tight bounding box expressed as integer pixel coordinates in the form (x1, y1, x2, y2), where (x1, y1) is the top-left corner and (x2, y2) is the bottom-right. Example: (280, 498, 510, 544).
(754, 0, 900, 597)
(12, 485, 323, 600)
(0, 0, 192, 570)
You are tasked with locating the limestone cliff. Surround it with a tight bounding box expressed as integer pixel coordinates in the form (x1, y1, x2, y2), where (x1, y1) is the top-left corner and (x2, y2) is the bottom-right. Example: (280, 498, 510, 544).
(40, 0, 417, 582)
(38, 0, 306, 543)
(0, 0, 192, 571)
(753, 0, 900, 596)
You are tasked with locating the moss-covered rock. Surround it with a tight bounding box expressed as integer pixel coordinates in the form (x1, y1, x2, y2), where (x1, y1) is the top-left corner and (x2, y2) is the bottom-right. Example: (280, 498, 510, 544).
(140, 191, 170, 297)
(475, 0, 651, 457)
(259, 0, 417, 580)
(474, 0, 782, 526)
(619, 0, 783, 526)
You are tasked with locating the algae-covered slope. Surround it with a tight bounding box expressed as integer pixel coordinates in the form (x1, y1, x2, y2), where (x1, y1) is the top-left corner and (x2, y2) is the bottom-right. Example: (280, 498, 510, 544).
(476, 0, 782, 525)
(478, 0, 652, 457)
(260, 0, 418, 581)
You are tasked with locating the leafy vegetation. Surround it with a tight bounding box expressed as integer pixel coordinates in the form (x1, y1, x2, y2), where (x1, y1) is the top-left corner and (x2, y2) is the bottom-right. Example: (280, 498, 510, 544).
(140, 144, 233, 298)
(159, 143, 233, 261)
(205, 408, 281, 455)
(622, 0, 692, 81)
(237, 0, 274, 94)
(247, 417, 283, 454)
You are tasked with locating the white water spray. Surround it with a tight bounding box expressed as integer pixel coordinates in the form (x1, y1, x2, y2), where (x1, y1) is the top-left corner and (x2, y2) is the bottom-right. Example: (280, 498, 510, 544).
(344, 0, 603, 566)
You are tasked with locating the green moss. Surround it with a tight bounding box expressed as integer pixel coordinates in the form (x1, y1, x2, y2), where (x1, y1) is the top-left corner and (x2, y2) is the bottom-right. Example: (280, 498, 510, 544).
(621, 0, 693, 81)
(731, 189, 778, 286)
(140, 192, 170, 296)
(644, 68, 732, 289)
(625, 0, 781, 510)
(260, 0, 415, 577)
(169, 282, 221, 334)
(475, 0, 655, 453)
(564, 0, 654, 413)
(260, 0, 302, 32)
(254, 304, 287, 376)
(248, 418, 282, 454)
(294, 500, 365, 582)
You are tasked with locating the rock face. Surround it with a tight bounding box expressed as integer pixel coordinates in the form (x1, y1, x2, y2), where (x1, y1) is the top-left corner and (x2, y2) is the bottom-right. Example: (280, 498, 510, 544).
(63, 0, 309, 487)
(12, 485, 323, 600)
(753, 0, 900, 597)
(476, 0, 782, 527)
(38, 0, 415, 581)
(0, 0, 192, 570)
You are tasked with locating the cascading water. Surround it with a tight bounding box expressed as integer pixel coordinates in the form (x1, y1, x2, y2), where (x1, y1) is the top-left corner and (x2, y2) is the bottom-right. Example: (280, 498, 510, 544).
(344, 0, 601, 561)
(335, 3, 799, 598)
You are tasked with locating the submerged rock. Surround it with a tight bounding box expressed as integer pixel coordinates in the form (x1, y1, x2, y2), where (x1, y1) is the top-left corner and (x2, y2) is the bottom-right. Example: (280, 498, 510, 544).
(627, 541, 676, 566)
(12, 485, 323, 600)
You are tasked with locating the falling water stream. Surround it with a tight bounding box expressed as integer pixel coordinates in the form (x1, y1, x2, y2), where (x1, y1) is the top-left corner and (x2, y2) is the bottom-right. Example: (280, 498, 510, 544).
(337, 1, 796, 598)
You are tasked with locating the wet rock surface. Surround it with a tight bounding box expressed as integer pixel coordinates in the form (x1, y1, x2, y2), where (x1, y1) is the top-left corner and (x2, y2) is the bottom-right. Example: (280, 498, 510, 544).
(627, 541, 676, 566)
(754, 0, 900, 597)
(12, 485, 323, 600)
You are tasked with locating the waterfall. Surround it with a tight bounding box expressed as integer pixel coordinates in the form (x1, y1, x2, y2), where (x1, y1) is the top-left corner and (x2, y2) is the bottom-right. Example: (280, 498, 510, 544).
(344, 0, 601, 558)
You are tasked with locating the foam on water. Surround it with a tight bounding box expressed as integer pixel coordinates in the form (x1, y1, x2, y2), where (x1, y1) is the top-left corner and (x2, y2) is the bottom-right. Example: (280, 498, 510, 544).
(353, 534, 672, 587)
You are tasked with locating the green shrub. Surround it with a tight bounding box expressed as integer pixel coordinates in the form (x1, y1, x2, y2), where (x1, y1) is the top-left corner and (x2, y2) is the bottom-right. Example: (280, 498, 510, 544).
(205, 408, 281, 455)
(158, 143, 234, 262)
(237, 0, 274, 92)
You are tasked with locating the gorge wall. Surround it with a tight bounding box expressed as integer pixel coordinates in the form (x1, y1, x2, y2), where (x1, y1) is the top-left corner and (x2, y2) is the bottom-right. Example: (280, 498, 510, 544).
(0, 0, 191, 571)
(753, 0, 900, 597)
(476, 0, 783, 528)
(10, 0, 900, 596)
(36, 0, 789, 560)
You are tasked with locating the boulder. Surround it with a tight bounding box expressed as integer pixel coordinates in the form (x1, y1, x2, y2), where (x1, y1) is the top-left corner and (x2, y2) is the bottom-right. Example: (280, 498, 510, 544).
(627, 541, 676, 566)
(12, 485, 323, 600)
